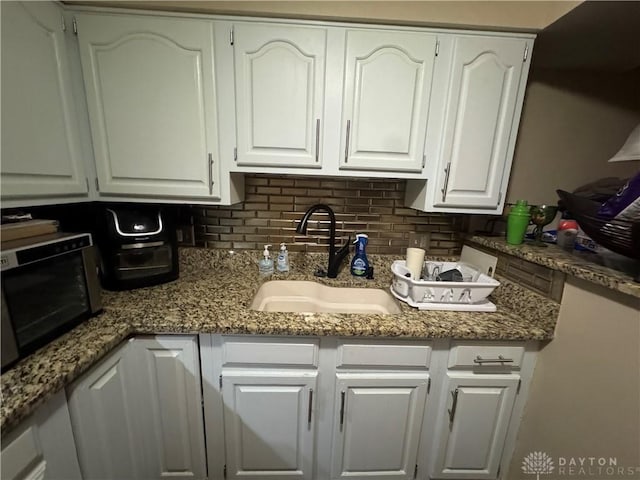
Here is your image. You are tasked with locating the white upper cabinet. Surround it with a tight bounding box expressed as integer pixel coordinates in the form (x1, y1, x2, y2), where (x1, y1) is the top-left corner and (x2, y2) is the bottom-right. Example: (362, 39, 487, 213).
(233, 23, 327, 168)
(225, 22, 438, 178)
(340, 29, 436, 173)
(436, 36, 529, 208)
(406, 34, 533, 213)
(1, 1, 88, 204)
(76, 13, 221, 199)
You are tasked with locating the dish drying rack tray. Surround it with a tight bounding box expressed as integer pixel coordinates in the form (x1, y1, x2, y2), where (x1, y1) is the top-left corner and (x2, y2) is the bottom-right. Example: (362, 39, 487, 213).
(390, 260, 500, 311)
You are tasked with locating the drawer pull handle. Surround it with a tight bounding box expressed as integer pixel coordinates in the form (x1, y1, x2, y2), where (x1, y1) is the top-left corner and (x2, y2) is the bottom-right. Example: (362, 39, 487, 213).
(474, 355, 514, 364)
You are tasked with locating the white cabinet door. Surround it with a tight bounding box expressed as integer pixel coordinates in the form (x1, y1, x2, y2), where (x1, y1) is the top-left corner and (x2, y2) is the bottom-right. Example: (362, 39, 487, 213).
(222, 371, 317, 479)
(66, 341, 143, 480)
(340, 29, 436, 173)
(1, 1, 88, 201)
(1, 390, 82, 480)
(432, 373, 519, 479)
(434, 36, 530, 209)
(331, 373, 429, 479)
(233, 23, 327, 168)
(67, 336, 206, 480)
(132, 337, 207, 480)
(76, 13, 220, 198)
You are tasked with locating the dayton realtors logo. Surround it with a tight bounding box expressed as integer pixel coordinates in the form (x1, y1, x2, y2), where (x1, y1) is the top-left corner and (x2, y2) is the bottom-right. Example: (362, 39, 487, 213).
(522, 452, 640, 478)
(522, 451, 555, 479)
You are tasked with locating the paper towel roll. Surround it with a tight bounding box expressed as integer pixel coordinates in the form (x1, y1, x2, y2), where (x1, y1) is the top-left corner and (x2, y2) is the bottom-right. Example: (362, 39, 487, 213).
(406, 247, 425, 280)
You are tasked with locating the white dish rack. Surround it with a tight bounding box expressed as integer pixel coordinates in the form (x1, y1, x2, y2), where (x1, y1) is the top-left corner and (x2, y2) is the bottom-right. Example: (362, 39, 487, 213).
(390, 260, 500, 312)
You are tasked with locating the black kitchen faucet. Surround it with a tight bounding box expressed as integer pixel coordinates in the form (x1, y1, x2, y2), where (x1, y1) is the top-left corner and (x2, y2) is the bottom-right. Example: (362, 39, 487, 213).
(296, 204, 351, 278)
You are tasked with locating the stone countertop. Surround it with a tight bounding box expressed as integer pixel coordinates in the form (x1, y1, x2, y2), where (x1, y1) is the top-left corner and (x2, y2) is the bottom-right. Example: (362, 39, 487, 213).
(468, 235, 640, 299)
(1, 249, 559, 434)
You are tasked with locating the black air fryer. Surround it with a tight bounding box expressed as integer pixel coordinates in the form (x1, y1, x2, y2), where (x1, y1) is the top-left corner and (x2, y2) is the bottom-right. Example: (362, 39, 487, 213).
(96, 205, 178, 290)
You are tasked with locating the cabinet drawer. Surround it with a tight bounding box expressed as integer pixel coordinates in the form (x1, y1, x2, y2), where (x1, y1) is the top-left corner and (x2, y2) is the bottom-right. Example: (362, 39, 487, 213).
(337, 341, 431, 369)
(221, 337, 319, 367)
(448, 343, 524, 369)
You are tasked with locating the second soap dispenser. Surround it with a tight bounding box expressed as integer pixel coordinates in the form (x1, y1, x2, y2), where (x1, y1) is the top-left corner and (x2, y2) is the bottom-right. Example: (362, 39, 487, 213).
(277, 242, 289, 273)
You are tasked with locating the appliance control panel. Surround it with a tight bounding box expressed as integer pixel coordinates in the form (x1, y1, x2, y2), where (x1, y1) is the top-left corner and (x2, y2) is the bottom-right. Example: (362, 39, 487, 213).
(1, 233, 92, 271)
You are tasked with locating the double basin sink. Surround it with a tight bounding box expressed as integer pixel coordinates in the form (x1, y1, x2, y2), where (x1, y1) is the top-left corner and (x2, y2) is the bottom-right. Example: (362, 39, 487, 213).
(250, 280, 400, 315)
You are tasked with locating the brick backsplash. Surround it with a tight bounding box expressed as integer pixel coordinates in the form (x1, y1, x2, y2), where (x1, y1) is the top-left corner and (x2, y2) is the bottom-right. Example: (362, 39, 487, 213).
(192, 174, 466, 255)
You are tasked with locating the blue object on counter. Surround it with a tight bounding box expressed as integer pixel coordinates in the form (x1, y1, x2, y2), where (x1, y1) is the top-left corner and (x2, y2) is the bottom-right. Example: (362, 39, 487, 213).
(350, 234, 369, 277)
(525, 229, 557, 243)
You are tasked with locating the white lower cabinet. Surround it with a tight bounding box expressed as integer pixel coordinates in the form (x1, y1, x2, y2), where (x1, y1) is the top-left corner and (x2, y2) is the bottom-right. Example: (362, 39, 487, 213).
(14, 335, 533, 480)
(431, 374, 519, 479)
(331, 373, 429, 479)
(66, 335, 206, 480)
(1, 390, 82, 480)
(222, 372, 317, 479)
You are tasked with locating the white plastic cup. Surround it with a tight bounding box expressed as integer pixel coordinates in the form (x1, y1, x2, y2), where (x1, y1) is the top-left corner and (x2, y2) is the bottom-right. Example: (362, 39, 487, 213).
(406, 248, 426, 280)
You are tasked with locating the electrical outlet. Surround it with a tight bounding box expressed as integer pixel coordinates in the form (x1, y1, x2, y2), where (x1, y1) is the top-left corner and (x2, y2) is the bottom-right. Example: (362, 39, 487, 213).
(176, 225, 195, 246)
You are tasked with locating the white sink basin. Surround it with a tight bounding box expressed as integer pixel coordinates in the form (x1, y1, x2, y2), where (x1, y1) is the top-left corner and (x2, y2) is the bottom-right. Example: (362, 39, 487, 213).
(250, 280, 401, 314)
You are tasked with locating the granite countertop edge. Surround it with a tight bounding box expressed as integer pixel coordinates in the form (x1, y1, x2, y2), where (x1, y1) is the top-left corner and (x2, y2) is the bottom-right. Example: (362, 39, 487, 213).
(1, 259, 558, 435)
(467, 235, 640, 299)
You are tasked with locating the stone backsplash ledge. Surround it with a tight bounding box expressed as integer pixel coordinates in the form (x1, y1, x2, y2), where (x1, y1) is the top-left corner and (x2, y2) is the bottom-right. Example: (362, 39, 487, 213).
(192, 174, 466, 255)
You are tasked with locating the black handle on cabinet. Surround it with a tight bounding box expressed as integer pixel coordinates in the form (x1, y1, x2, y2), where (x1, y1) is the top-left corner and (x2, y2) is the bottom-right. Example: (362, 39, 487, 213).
(448, 388, 459, 424)
(308, 389, 313, 428)
(339, 390, 346, 430)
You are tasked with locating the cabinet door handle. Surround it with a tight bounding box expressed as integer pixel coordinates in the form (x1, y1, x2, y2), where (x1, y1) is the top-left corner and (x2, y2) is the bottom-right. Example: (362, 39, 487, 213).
(208, 153, 214, 195)
(308, 389, 313, 428)
(441, 162, 451, 202)
(339, 390, 346, 430)
(474, 355, 514, 364)
(448, 388, 459, 424)
(315, 119, 320, 163)
(344, 120, 351, 163)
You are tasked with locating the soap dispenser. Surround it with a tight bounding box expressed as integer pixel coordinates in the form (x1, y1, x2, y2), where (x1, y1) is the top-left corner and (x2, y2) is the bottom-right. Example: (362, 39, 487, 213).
(259, 245, 274, 276)
(277, 242, 290, 273)
(350, 234, 369, 277)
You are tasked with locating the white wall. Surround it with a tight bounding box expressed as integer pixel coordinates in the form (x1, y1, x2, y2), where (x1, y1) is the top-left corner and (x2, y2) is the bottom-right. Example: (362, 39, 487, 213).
(508, 278, 640, 478)
(65, 1, 581, 31)
(506, 68, 640, 205)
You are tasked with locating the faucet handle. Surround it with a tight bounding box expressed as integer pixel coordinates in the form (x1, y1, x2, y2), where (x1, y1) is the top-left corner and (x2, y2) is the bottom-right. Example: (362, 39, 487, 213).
(314, 267, 327, 277)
